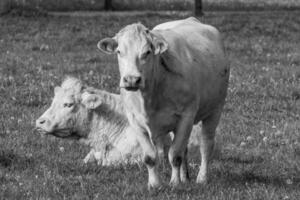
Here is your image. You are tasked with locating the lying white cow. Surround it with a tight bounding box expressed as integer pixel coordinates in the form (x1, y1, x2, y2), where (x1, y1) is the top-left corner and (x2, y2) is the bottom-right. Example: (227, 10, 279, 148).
(98, 17, 229, 188)
(35, 77, 200, 165)
(36, 77, 142, 165)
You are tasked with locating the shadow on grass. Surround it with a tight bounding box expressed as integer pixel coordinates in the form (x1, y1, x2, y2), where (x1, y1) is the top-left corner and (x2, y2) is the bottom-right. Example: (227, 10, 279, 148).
(221, 170, 300, 189)
(214, 154, 299, 188)
(219, 155, 264, 164)
(190, 151, 299, 189)
(0, 150, 35, 171)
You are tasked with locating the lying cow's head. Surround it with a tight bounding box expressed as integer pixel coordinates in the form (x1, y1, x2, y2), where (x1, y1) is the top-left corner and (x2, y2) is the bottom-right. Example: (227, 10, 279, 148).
(36, 77, 103, 139)
(98, 23, 168, 91)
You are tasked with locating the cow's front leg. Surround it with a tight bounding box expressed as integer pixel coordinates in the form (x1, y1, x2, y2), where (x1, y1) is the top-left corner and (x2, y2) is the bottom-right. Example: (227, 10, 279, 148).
(180, 147, 189, 183)
(132, 128, 160, 189)
(168, 117, 193, 187)
(156, 135, 165, 163)
(155, 134, 171, 172)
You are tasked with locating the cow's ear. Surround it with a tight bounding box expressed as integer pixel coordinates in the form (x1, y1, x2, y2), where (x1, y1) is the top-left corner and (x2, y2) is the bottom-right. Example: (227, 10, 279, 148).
(152, 36, 168, 55)
(97, 38, 118, 54)
(81, 92, 102, 109)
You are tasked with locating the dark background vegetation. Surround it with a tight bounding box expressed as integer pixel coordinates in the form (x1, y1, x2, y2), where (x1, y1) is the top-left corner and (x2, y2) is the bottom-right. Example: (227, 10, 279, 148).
(1, 0, 300, 13)
(0, 0, 300, 199)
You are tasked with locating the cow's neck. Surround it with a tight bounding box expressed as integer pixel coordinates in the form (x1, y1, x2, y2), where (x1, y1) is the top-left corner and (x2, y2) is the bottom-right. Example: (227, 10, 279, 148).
(121, 54, 182, 135)
(82, 93, 129, 150)
(121, 56, 171, 131)
(142, 55, 177, 109)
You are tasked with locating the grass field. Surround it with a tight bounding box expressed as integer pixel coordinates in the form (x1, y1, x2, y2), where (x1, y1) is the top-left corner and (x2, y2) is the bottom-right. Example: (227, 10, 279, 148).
(0, 11, 300, 199)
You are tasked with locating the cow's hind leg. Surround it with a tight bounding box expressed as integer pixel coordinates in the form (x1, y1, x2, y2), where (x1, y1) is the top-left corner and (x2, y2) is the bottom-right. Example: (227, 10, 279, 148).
(196, 111, 221, 184)
(168, 117, 193, 186)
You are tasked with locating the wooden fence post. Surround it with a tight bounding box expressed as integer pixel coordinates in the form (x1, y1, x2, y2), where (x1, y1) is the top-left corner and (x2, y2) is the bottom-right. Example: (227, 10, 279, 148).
(194, 0, 203, 16)
(0, 0, 11, 15)
(104, 0, 113, 11)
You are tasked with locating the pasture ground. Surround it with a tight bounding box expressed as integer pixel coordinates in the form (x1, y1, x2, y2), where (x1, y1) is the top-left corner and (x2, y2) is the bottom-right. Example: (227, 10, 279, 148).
(0, 11, 300, 199)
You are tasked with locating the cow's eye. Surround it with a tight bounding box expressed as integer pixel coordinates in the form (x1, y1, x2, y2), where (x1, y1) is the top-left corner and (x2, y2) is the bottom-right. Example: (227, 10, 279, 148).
(63, 103, 74, 108)
(116, 50, 120, 54)
(141, 50, 151, 59)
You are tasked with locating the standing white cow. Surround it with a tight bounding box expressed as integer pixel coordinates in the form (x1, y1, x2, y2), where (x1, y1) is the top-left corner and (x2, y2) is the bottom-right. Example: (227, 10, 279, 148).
(98, 17, 229, 188)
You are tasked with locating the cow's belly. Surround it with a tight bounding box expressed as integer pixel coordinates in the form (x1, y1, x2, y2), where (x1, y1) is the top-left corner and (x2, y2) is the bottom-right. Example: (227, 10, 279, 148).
(148, 108, 180, 134)
(194, 74, 229, 122)
(147, 73, 228, 132)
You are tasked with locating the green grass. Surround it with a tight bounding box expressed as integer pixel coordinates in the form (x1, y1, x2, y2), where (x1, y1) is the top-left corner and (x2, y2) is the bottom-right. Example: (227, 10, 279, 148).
(0, 11, 300, 199)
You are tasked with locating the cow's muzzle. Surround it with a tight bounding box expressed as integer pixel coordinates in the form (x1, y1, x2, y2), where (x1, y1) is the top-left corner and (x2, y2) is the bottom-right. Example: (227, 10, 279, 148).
(122, 76, 142, 91)
(36, 118, 76, 138)
(36, 117, 53, 134)
(36, 117, 48, 130)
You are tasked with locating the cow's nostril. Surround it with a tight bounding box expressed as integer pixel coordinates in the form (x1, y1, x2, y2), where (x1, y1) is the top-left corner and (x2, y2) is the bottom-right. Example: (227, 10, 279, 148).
(123, 76, 142, 88)
(39, 119, 46, 125)
(135, 77, 141, 85)
(123, 76, 128, 83)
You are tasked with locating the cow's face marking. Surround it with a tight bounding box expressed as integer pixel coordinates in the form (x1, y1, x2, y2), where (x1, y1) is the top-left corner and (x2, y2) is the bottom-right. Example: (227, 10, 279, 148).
(98, 23, 168, 91)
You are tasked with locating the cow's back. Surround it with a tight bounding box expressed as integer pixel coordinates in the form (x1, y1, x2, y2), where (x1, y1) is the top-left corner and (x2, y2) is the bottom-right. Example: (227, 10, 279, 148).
(154, 17, 222, 50)
(154, 17, 226, 69)
(153, 17, 229, 122)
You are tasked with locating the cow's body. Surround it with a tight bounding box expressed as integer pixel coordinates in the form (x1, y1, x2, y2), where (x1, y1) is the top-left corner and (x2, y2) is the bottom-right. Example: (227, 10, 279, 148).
(35, 78, 142, 165)
(124, 18, 228, 132)
(79, 90, 142, 165)
(98, 17, 229, 188)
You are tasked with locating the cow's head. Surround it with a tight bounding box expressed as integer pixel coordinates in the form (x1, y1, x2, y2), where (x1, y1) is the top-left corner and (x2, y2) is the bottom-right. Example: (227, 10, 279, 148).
(36, 77, 103, 139)
(98, 23, 168, 91)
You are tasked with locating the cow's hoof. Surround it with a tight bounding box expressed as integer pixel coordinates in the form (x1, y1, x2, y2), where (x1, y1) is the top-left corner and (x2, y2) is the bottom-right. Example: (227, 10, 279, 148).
(180, 176, 190, 184)
(180, 171, 190, 183)
(102, 159, 111, 166)
(147, 180, 161, 191)
(83, 158, 89, 164)
(147, 184, 161, 192)
(148, 185, 164, 195)
(169, 179, 180, 188)
(196, 175, 208, 184)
